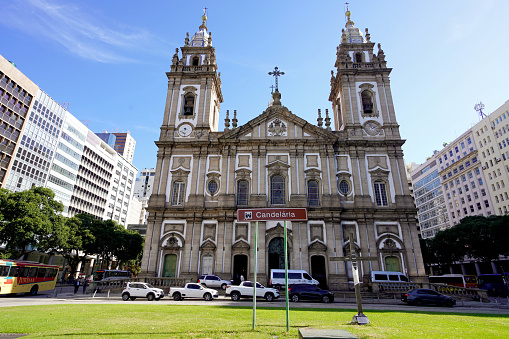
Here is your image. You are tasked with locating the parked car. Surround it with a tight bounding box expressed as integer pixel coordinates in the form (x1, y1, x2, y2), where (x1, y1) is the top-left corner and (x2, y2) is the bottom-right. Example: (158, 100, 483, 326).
(226, 281, 279, 301)
(169, 283, 219, 301)
(269, 269, 319, 290)
(288, 283, 334, 303)
(401, 289, 455, 307)
(198, 274, 231, 290)
(121, 282, 164, 301)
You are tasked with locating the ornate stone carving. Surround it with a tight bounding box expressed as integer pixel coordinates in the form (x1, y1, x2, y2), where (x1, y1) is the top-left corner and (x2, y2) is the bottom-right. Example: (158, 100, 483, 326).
(238, 155, 250, 168)
(367, 156, 388, 170)
(309, 223, 324, 242)
(208, 156, 221, 172)
(235, 223, 249, 241)
(172, 156, 192, 170)
(203, 223, 216, 242)
(306, 155, 319, 168)
(164, 223, 185, 234)
(267, 118, 287, 137)
(335, 156, 350, 172)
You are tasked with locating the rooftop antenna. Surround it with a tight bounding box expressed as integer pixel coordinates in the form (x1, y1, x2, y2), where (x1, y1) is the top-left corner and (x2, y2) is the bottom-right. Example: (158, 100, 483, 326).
(80, 120, 90, 127)
(474, 102, 487, 120)
(269, 84, 276, 94)
(59, 102, 70, 110)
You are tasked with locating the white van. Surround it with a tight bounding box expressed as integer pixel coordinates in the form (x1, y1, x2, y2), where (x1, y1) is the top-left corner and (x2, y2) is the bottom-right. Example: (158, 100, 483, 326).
(269, 269, 319, 289)
(369, 271, 409, 283)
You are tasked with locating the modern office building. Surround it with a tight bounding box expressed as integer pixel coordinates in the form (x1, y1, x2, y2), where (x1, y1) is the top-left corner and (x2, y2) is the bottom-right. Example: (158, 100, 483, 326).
(471, 100, 509, 215)
(0, 53, 138, 226)
(96, 131, 136, 164)
(140, 11, 426, 287)
(409, 158, 449, 239)
(68, 131, 138, 226)
(134, 168, 155, 200)
(410, 101, 509, 238)
(0, 55, 38, 186)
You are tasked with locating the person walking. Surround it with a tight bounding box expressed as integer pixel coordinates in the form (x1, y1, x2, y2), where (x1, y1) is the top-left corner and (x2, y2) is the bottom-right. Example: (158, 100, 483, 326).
(82, 278, 89, 294)
(73, 278, 80, 294)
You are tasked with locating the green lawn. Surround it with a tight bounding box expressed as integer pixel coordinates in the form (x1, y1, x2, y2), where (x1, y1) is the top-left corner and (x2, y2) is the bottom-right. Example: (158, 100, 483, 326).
(0, 305, 508, 338)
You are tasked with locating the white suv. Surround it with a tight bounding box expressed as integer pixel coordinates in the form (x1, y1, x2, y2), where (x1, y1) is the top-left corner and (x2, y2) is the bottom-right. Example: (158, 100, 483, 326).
(198, 274, 231, 290)
(122, 282, 164, 301)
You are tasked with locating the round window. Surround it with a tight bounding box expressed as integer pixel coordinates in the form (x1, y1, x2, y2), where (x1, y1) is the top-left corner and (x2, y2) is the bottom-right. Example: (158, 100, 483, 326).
(208, 180, 218, 195)
(338, 180, 350, 195)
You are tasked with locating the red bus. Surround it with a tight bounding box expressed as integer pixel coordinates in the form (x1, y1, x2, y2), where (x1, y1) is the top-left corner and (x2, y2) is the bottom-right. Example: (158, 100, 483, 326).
(0, 259, 59, 295)
(429, 274, 467, 288)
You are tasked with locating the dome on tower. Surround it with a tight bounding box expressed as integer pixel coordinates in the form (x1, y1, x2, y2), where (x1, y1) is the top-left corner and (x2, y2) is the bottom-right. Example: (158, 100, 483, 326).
(190, 12, 210, 47)
(342, 8, 366, 43)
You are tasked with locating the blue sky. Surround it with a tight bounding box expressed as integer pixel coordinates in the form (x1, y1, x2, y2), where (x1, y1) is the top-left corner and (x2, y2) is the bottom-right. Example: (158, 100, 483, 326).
(2, 0, 509, 173)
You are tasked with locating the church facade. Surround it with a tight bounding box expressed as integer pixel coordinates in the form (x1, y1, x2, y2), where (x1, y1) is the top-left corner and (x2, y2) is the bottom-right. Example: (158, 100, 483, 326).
(140, 11, 426, 289)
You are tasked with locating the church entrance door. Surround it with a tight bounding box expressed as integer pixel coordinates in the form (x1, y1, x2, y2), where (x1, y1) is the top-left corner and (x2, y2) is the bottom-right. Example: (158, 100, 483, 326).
(311, 255, 327, 289)
(163, 254, 177, 277)
(268, 237, 289, 274)
(233, 254, 248, 285)
(202, 255, 213, 275)
(385, 256, 400, 272)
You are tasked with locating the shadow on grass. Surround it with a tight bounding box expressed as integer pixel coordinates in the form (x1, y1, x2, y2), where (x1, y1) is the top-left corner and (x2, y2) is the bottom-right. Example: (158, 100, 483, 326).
(196, 304, 509, 319)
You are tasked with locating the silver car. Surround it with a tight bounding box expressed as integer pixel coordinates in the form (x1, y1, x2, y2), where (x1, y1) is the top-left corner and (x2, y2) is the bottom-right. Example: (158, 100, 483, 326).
(198, 274, 231, 290)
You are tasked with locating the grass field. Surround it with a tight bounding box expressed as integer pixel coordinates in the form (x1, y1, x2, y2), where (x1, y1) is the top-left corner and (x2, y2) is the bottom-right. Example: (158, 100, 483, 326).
(1, 305, 508, 338)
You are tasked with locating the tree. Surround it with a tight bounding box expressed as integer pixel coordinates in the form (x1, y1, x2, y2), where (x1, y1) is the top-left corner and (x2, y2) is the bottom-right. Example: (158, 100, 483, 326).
(456, 216, 499, 262)
(491, 215, 509, 257)
(115, 229, 144, 276)
(0, 187, 65, 259)
(430, 226, 466, 266)
(57, 215, 95, 279)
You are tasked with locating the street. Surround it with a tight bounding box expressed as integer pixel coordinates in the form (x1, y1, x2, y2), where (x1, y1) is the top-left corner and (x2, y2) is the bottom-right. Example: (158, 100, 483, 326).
(1, 287, 508, 315)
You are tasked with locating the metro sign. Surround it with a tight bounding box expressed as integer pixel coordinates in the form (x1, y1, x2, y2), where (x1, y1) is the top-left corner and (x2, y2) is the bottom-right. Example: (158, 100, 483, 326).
(237, 208, 308, 222)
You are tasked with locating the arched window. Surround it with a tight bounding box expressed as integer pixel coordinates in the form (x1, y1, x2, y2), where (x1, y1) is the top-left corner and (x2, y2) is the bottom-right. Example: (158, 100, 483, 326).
(307, 180, 320, 207)
(355, 52, 363, 63)
(172, 180, 186, 206)
(374, 180, 388, 206)
(271, 175, 286, 205)
(183, 94, 194, 115)
(192, 57, 200, 66)
(361, 91, 374, 114)
(236, 180, 249, 205)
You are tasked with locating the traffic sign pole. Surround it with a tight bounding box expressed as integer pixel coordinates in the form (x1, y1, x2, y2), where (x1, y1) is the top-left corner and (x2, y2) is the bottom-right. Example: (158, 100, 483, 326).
(284, 220, 289, 331)
(253, 221, 258, 329)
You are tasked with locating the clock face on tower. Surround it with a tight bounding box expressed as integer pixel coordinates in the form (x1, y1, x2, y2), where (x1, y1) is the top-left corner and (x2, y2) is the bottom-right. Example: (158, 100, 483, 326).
(178, 123, 193, 137)
(363, 121, 382, 136)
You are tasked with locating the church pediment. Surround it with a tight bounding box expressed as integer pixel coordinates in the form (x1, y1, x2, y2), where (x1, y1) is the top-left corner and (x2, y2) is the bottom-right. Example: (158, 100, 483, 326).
(232, 239, 250, 250)
(219, 97, 338, 142)
(200, 239, 217, 250)
(308, 240, 327, 252)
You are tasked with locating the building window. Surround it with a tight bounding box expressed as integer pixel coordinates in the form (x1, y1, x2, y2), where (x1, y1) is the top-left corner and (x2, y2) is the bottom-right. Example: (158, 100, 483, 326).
(171, 180, 185, 206)
(270, 175, 286, 205)
(373, 180, 388, 206)
(183, 94, 194, 116)
(361, 91, 374, 114)
(192, 56, 200, 66)
(208, 180, 218, 195)
(307, 180, 320, 207)
(354, 52, 363, 63)
(236, 180, 249, 205)
(338, 180, 350, 195)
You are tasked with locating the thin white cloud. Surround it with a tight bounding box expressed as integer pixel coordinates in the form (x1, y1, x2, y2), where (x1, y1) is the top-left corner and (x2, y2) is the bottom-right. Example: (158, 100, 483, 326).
(2, 0, 161, 63)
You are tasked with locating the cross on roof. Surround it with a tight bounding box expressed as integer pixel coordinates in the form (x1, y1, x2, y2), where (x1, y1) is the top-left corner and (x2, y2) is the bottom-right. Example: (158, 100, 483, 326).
(268, 67, 285, 91)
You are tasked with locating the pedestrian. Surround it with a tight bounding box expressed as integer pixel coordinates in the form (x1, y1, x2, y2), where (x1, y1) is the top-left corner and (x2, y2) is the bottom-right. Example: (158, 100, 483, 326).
(73, 278, 80, 294)
(82, 278, 89, 294)
(240, 274, 245, 282)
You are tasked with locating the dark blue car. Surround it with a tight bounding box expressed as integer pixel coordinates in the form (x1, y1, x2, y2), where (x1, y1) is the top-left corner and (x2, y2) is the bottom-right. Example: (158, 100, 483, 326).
(401, 289, 455, 307)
